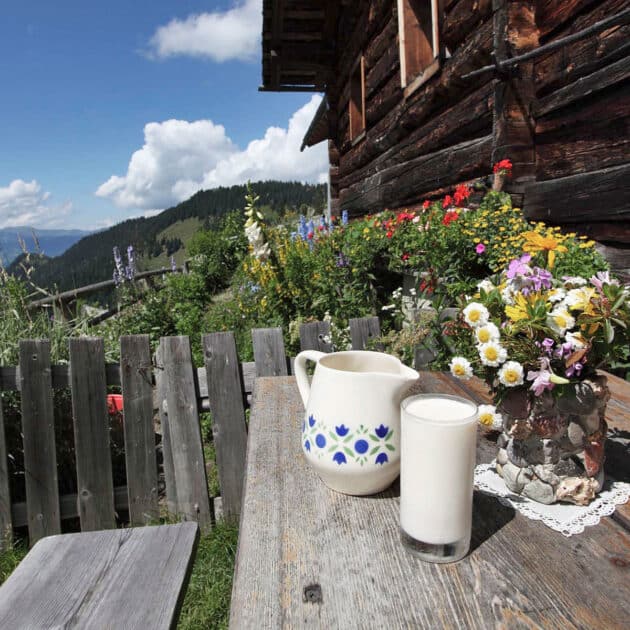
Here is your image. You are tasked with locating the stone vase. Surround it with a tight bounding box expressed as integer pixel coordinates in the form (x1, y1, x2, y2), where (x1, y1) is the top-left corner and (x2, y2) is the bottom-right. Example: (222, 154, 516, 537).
(495, 375, 610, 506)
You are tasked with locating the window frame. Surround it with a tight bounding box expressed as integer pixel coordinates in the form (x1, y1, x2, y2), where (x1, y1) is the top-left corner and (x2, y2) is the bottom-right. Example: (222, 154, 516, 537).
(348, 55, 366, 145)
(397, 0, 441, 97)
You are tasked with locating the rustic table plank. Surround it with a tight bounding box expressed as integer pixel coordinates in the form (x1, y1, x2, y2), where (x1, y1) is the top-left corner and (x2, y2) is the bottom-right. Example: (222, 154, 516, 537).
(0, 522, 198, 629)
(19, 340, 61, 544)
(120, 335, 159, 526)
(230, 376, 630, 629)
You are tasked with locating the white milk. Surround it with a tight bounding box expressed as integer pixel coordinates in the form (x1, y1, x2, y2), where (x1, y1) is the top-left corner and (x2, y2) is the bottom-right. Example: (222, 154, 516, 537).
(400, 396, 477, 545)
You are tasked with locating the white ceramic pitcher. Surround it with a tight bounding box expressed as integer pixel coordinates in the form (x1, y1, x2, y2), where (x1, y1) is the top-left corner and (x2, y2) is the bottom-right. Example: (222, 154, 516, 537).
(294, 350, 418, 495)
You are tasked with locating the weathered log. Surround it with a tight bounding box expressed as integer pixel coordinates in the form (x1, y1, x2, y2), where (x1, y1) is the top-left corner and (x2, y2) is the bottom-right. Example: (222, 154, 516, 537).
(594, 243, 630, 275)
(365, 69, 403, 129)
(443, 0, 493, 53)
(365, 31, 399, 100)
(535, 54, 630, 117)
(534, 0, 630, 96)
(570, 222, 630, 244)
(364, 13, 398, 71)
(340, 135, 492, 214)
(340, 81, 493, 191)
(535, 84, 630, 180)
(524, 164, 630, 223)
(536, 0, 601, 39)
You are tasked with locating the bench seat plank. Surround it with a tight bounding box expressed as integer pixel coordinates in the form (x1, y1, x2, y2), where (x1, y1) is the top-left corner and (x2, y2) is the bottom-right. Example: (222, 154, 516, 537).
(230, 376, 630, 629)
(0, 522, 198, 629)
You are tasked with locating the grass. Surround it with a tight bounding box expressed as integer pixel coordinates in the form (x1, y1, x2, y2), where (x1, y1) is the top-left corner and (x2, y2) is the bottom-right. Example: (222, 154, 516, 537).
(0, 539, 27, 586)
(177, 520, 239, 630)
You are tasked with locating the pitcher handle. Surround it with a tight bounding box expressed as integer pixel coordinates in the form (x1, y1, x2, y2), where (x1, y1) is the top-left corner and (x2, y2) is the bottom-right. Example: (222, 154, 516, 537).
(294, 350, 325, 407)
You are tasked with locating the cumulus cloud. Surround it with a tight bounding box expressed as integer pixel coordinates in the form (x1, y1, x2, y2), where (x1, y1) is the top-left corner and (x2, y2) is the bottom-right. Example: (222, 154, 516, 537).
(147, 0, 261, 62)
(0, 179, 72, 229)
(96, 96, 329, 211)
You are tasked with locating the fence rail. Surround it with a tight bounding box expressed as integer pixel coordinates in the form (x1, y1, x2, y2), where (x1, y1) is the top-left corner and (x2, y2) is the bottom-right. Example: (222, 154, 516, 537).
(0, 313, 444, 547)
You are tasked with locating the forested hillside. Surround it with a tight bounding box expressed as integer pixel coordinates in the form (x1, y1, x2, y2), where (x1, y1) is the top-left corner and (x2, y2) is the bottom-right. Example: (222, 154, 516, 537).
(20, 181, 325, 292)
(0, 228, 89, 266)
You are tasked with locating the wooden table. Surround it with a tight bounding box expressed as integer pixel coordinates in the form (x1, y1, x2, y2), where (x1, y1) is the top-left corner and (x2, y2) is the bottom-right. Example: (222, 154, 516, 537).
(0, 522, 198, 629)
(230, 374, 630, 629)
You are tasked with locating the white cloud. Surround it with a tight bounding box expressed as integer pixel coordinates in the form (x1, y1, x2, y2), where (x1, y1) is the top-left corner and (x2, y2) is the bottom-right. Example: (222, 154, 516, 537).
(96, 96, 329, 211)
(0, 179, 72, 229)
(147, 0, 261, 62)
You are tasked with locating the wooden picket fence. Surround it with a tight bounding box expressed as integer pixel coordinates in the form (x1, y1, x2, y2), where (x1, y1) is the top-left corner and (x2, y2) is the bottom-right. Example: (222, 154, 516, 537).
(0, 316, 392, 548)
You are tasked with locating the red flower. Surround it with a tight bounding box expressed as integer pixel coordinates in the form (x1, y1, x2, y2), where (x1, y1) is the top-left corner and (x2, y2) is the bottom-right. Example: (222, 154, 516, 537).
(453, 184, 471, 206)
(442, 195, 453, 208)
(307, 231, 314, 240)
(493, 159, 513, 175)
(318, 225, 325, 231)
(422, 200, 430, 210)
(386, 231, 393, 238)
(397, 211, 414, 222)
(442, 211, 459, 226)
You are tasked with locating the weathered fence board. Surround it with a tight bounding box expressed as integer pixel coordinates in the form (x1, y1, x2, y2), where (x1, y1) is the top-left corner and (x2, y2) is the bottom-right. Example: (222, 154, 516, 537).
(299, 321, 333, 352)
(69, 338, 116, 531)
(252, 328, 288, 376)
(203, 332, 248, 522)
(349, 316, 381, 350)
(120, 335, 159, 526)
(19, 340, 61, 544)
(155, 342, 177, 515)
(0, 363, 121, 391)
(0, 398, 11, 549)
(162, 336, 212, 531)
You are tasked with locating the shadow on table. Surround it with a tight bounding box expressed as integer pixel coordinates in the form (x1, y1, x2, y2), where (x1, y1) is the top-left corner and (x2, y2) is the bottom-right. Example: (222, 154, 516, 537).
(606, 429, 630, 483)
(470, 491, 515, 552)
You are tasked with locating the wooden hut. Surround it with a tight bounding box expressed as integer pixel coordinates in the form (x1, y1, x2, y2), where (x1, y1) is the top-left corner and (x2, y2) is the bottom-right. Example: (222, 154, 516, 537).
(261, 1, 630, 279)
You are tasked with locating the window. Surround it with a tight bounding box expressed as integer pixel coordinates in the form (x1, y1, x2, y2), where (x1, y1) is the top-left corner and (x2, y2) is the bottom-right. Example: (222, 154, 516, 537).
(398, 0, 440, 92)
(349, 56, 365, 143)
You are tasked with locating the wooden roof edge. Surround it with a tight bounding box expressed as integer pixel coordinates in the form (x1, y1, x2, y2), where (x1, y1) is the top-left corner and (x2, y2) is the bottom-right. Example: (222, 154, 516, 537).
(301, 95, 329, 151)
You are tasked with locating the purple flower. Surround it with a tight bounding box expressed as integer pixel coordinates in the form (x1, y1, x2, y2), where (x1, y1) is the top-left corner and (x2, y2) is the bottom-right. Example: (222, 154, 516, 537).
(541, 338, 555, 355)
(374, 424, 388, 439)
(336, 252, 349, 268)
(506, 254, 532, 279)
(566, 362, 584, 378)
(529, 267, 553, 292)
(527, 365, 554, 396)
(590, 271, 618, 291)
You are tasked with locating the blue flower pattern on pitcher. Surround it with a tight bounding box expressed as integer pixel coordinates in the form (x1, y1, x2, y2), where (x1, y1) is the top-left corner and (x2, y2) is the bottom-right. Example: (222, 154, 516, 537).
(302, 415, 395, 465)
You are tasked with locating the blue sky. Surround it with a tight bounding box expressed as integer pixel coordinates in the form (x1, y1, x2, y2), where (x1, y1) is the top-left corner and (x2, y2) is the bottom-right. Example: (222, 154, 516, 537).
(0, 1, 327, 230)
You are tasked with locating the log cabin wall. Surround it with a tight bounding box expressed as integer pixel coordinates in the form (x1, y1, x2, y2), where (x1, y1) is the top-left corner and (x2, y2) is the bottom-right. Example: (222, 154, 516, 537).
(524, 0, 630, 279)
(330, 0, 496, 217)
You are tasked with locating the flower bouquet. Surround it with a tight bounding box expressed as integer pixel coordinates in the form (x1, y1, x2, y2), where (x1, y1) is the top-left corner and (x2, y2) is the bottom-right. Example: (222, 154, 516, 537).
(447, 232, 630, 505)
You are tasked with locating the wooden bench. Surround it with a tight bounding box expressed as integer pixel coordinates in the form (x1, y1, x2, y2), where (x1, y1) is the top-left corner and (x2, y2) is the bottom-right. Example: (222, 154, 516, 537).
(0, 522, 198, 629)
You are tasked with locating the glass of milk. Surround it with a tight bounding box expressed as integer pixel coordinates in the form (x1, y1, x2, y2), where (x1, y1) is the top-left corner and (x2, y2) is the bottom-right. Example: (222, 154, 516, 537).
(400, 394, 478, 563)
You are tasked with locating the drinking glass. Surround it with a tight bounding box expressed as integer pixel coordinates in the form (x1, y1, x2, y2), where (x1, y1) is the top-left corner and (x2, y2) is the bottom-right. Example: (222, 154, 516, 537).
(400, 394, 478, 563)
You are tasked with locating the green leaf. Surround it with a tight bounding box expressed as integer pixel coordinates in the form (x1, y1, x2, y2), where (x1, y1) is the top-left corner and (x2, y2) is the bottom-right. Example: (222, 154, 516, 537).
(344, 447, 354, 457)
(604, 319, 615, 344)
(385, 444, 395, 452)
(369, 435, 378, 442)
(369, 446, 380, 455)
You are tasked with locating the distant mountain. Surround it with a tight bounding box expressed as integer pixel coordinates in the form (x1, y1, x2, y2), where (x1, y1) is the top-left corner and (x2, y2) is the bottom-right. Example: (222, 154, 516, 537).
(0, 227, 90, 266)
(21, 180, 326, 294)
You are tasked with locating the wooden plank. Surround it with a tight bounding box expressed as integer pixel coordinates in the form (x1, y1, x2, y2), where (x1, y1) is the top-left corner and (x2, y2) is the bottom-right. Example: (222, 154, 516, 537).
(196, 362, 256, 400)
(230, 376, 630, 628)
(349, 316, 381, 350)
(120, 335, 159, 526)
(299, 321, 333, 352)
(524, 163, 630, 222)
(252, 327, 288, 376)
(155, 341, 177, 515)
(19, 340, 61, 544)
(69, 337, 116, 531)
(0, 397, 12, 548)
(162, 336, 212, 531)
(202, 332, 248, 522)
(0, 363, 121, 391)
(0, 522, 199, 630)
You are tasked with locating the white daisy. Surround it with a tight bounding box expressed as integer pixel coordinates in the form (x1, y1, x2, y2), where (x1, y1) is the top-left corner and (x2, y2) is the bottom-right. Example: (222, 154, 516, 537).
(475, 322, 501, 345)
(449, 357, 473, 380)
(478, 341, 507, 367)
(547, 308, 575, 335)
(498, 361, 524, 387)
(500, 284, 515, 305)
(547, 287, 566, 303)
(478, 405, 503, 430)
(477, 279, 495, 294)
(565, 331, 587, 350)
(463, 302, 489, 328)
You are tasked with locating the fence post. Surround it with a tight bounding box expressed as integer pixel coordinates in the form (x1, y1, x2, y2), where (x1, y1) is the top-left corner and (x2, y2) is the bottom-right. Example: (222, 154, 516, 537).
(121, 335, 159, 526)
(0, 396, 12, 549)
(69, 337, 116, 531)
(299, 321, 333, 352)
(252, 328, 288, 376)
(349, 316, 381, 350)
(202, 332, 248, 522)
(161, 336, 212, 531)
(19, 340, 61, 544)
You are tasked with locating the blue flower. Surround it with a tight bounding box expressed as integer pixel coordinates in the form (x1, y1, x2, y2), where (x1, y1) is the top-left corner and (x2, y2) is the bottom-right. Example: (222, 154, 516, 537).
(342, 209, 349, 226)
(354, 439, 369, 454)
(375, 424, 389, 439)
(335, 424, 349, 437)
(315, 433, 326, 448)
(333, 452, 347, 465)
(375, 452, 389, 465)
(304, 440, 311, 452)
(308, 414, 316, 428)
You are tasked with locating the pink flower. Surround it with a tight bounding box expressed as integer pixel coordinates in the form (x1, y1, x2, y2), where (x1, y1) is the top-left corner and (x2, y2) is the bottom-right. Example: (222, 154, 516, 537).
(475, 243, 486, 254)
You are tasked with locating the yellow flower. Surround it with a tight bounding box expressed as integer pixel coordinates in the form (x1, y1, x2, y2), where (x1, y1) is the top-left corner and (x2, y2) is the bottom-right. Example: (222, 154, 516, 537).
(505, 292, 535, 322)
(521, 231, 568, 268)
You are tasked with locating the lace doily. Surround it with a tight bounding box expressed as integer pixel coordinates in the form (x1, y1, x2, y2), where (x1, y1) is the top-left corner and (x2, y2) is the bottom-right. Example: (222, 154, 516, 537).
(474, 462, 630, 536)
